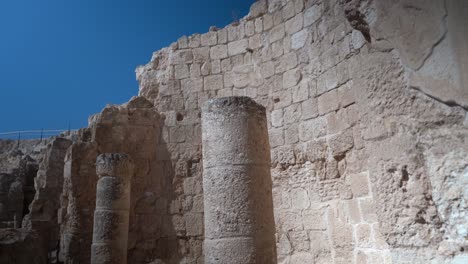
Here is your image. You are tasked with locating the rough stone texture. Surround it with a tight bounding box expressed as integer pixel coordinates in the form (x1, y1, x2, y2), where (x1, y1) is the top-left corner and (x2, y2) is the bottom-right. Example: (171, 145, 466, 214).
(134, 0, 468, 263)
(59, 138, 99, 264)
(0, 139, 44, 228)
(21, 137, 72, 259)
(59, 96, 164, 264)
(0, 228, 47, 264)
(201, 97, 277, 264)
(1, 0, 467, 263)
(91, 153, 134, 264)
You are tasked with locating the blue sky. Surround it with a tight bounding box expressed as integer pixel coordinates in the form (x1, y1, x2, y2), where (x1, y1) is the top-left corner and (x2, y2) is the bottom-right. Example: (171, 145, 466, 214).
(0, 0, 254, 135)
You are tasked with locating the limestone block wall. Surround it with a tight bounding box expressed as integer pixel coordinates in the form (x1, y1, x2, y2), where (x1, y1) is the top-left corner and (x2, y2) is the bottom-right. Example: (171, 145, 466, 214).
(22, 137, 72, 255)
(135, 0, 468, 263)
(58, 97, 164, 264)
(0, 140, 43, 228)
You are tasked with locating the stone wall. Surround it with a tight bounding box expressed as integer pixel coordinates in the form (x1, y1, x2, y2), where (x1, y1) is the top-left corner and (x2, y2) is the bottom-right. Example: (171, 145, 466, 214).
(0, 139, 45, 228)
(58, 96, 166, 264)
(1, 0, 467, 263)
(134, 0, 468, 263)
(22, 137, 72, 257)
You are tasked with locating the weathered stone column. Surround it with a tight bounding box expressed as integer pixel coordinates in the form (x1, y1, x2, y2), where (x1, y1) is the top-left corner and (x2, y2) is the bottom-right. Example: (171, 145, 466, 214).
(201, 96, 277, 264)
(91, 153, 134, 264)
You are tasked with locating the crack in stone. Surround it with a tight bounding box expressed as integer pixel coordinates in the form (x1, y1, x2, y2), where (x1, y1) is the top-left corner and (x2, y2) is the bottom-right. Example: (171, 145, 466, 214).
(414, 0, 448, 71)
(410, 86, 468, 111)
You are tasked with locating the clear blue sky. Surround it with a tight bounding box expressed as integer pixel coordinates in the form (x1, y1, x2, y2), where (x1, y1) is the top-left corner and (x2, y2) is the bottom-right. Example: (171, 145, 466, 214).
(0, 0, 254, 133)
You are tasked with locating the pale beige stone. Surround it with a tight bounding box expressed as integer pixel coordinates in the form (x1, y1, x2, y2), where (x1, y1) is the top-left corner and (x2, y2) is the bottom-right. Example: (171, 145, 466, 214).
(270, 24, 286, 43)
(285, 14, 304, 35)
(249, 34, 263, 50)
(289, 230, 310, 251)
(271, 109, 284, 127)
(190, 63, 201, 77)
(304, 4, 321, 27)
(188, 34, 201, 48)
(301, 97, 318, 120)
(192, 47, 210, 62)
(291, 187, 309, 209)
(181, 78, 203, 93)
(255, 18, 263, 33)
(227, 24, 244, 41)
(318, 89, 339, 115)
(8, 1, 466, 263)
(178, 36, 188, 49)
(203, 75, 223, 90)
(317, 67, 338, 94)
(283, 103, 301, 125)
(276, 52, 298, 73)
(210, 45, 228, 60)
(291, 29, 308, 50)
(283, 68, 302, 88)
(91, 154, 134, 264)
(355, 223, 372, 248)
(272, 40, 284, 58)
(359, 198, 378, 223)
(282, 1, 296, 20)
(249, 0, 267, 19)
(220, 58, 232, 72)
(201, 97, 277, 264)
(328, 129, 354, 157)
(272, 90, 292, 109)
(284, 123, 299, 144)
(201, 31, 217, 47)
(185, 213, 203, 236)
(217, 28, 227, 44)
(269, 128, 285, 148)
(210, 60, 220, 74)
(346, 171, 370, 198)
(201, 61, 211, 76)
(303, 208, 327, 230)
(245, 21, 255, 37)
(356, 250, 368, 264)
(170, 50, 193, 65)
(228, 39, 248, 56)
(263, 13, 273, 30)
(346, 199, 362, 224)
(292, 80, 309, 103)
(326, 110, 350, 134)
(294, 0, 304, 13)
(298, 116, 327, 141)
(174, 64, 189, 79)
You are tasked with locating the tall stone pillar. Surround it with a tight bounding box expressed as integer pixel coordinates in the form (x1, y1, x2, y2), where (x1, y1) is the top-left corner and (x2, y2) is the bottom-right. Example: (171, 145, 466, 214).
(201, 96, 277, 264)
(91, 153, 134, 264)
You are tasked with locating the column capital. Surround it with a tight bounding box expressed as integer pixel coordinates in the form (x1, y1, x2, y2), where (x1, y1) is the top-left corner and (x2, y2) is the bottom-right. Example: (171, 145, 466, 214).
(202, 96, 266, 115)
(96, 153, 134, 177)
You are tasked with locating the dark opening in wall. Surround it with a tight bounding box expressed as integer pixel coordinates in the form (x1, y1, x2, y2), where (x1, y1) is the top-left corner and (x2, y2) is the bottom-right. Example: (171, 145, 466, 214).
(176, 112, 184, 121)
(22, 160, 38, 218)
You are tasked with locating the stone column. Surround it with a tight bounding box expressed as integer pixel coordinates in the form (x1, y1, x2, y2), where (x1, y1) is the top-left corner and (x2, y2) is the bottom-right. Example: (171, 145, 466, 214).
(91, 153, 134, 264)
(201, 96, 277, 264)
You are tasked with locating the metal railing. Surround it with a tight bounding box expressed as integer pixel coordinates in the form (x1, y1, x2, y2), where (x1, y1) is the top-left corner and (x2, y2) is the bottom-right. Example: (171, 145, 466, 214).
(0, 129, 78, 142)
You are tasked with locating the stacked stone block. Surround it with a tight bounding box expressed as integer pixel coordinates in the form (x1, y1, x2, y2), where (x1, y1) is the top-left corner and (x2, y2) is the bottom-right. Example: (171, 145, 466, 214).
(91, 153, 134, 264)
(201, 97, 277, 264)
(132, 0, 468, 263)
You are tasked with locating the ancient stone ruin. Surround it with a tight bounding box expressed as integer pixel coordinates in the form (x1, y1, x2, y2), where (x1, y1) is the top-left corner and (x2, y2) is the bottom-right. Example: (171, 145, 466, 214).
(92, 153, 134, 264)
(0, 0, 467, 263)
(202, 97, 277, 263)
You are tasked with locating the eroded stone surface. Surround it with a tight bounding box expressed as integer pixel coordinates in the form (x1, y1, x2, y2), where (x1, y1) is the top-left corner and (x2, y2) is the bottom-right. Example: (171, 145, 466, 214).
(201, 97, 277, 264)
(1, 0, 467, 263)
(91, 153, 134, 264)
